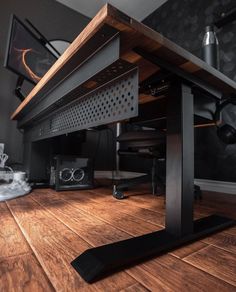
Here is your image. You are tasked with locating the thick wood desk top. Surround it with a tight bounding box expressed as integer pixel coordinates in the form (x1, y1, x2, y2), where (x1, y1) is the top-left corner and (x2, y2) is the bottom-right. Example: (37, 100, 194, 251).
(11, 4, 236, 120)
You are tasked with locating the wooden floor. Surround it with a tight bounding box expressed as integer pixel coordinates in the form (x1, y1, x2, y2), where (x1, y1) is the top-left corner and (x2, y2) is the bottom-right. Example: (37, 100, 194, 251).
(0, 186, 236, 291)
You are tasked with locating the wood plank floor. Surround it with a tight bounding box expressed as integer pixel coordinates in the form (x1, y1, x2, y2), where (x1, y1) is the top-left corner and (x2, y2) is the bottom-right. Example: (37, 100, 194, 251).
(0, 186, 236, 291)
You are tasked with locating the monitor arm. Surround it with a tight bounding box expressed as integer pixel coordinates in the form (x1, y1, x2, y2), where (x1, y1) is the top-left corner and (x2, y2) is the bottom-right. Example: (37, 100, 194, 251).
(15, 76, 25, 102)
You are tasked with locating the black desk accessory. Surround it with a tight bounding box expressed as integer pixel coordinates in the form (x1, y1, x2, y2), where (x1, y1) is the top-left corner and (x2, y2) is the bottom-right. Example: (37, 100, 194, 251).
(52, 155, 94, 191)
(112, 129, 202, 200)
(113, 130, 166, 199)
(214, 96, 236, 144)
(202, 25, 219, 70)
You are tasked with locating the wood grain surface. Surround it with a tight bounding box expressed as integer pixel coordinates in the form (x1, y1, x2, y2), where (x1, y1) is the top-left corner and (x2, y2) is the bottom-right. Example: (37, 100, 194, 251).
(136, 253, 235, 291)
(7, 196, 136, 291)
(0, 187, 235, 291)
(184, 245, 236, 287)
(12, 4, 236, 120)
(0, 253, 54, 292)
(120, 283, 150, 292)
(0, 203, 30, 258)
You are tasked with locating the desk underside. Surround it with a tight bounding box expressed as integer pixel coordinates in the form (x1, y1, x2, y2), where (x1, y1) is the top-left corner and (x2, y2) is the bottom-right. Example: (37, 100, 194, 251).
(12, 4, 236, 126)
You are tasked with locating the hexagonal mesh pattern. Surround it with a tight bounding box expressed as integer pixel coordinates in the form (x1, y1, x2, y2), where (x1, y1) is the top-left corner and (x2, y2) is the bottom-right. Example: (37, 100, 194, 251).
(26, 69, 138, 141)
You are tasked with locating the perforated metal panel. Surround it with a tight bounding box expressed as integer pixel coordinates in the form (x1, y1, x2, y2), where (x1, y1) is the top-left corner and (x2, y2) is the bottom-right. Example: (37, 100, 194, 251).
(26, 68, 138, 142)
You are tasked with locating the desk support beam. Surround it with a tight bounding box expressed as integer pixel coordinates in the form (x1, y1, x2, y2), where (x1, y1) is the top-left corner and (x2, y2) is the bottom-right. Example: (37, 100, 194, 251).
(133, 47, 222, 99)
(71, 80, 235, 283)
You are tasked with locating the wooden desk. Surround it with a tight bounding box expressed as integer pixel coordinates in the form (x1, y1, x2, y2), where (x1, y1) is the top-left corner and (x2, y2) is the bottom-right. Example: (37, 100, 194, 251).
(11, 4, 235, 283)
(12, 4, 236, 124)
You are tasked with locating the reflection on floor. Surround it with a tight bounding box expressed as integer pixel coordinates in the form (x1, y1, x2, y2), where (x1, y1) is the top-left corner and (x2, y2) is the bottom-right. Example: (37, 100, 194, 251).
(0, 185, 236, 291)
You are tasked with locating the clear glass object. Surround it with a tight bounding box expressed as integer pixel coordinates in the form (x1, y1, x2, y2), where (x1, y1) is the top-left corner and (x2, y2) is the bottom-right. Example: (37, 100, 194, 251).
(0, 165, 14, 185)
(0, 153, 31, 201)
(0, 153, 13, 185)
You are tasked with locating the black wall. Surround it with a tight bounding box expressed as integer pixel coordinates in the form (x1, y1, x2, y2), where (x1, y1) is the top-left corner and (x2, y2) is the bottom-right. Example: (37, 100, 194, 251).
(0, 0, 89, 165)
(143, 0, 236, 182)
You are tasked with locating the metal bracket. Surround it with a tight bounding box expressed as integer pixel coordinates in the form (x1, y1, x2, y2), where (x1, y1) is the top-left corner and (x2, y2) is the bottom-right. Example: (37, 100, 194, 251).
(133, 47, 222, 99)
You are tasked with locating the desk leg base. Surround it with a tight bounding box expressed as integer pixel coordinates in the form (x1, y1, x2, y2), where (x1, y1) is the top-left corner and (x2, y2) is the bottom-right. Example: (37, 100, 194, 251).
(71, 215, 235, 283)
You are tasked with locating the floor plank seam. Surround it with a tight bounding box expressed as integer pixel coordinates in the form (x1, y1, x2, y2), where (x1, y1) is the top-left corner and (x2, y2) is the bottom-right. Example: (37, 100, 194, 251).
(47, 192, 164, 232)
(30, 194, 161, 238)
(7, 197, 141, 291)
(30, 196, 96, 248)
(69, 204, 163, 237)
(96, 201, 166, 228)
(168, 242, 209, 259)
(6, 201, 60, 292)
(199, 240, 236, 256)
(125, 268, 169, 291)
(188, 238, 236, 258)
(89, 190, 166, 215)
(29, 195, 143, 287)
(29, 195, 161, 288)
(181, 249, 236, 288)
(182, 260, 236, 288)
(118, 282, 150, 292)
(32, 192, 236, 266)
(3, 202, 42, 259)
(2, 189, 235, 291)
(139, 254, 236, 290)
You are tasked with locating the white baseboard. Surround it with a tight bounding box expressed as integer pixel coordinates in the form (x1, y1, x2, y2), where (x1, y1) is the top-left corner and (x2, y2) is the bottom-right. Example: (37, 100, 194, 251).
(195, 179, 236, 195)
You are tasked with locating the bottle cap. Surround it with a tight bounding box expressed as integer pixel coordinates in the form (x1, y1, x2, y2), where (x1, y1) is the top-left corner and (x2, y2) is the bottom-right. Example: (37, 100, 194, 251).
(205, 25, 214, 32)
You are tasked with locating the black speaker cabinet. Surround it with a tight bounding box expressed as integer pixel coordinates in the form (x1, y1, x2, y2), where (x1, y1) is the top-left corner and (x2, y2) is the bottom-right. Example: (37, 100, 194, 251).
(53, 156, 94, 191)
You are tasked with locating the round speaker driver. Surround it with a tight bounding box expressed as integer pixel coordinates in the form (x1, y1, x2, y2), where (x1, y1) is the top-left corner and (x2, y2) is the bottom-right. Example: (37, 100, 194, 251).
(60, 168, 73, 182)
(73, 168, 85, 182)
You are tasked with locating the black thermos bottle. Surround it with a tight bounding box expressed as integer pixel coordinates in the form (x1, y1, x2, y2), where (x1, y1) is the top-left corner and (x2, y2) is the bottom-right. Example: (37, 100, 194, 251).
(202, 25, 220, 70)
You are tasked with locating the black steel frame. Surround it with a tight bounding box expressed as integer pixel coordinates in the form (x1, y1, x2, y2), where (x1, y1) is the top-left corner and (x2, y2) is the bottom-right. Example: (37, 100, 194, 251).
(71, 49, 235, 283)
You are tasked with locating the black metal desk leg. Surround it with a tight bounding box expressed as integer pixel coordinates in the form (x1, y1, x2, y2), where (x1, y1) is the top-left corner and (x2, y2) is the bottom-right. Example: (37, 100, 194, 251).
(166, 82, 194, 237)
(71, 80, 235, 284)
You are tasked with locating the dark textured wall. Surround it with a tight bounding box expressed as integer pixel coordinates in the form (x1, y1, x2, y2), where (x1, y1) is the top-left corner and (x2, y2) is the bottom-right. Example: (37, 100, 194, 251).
(144, 0, 236, 80)
(143, 0, 236, 182)
(0, 0, 89, 165)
